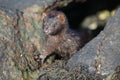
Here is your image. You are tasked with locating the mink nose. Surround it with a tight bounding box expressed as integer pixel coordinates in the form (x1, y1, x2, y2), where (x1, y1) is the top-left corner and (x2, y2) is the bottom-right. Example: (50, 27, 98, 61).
(44, 30, 50, 34)
(44, 30, 48, 33)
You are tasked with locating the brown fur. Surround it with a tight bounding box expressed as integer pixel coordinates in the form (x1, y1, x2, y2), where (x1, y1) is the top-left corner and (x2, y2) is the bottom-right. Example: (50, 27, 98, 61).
(38, 11, 89, 63)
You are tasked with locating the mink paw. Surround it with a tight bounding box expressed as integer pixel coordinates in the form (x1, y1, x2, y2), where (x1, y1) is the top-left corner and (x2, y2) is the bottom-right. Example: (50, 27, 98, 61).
(34, 54, 45, 65)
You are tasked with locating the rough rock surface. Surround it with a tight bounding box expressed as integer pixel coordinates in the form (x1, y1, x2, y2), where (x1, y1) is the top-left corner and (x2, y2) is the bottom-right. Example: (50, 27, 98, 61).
(67, 7, 120, 76)
(0, 0, 55, 10)
(0, 0, 80, 11)
(0, 6, 46, 80)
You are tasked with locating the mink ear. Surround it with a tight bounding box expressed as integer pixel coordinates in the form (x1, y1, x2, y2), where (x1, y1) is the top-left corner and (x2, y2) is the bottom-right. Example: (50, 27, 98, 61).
(57, 14, 65, 24)
(42, 12, 47, 20)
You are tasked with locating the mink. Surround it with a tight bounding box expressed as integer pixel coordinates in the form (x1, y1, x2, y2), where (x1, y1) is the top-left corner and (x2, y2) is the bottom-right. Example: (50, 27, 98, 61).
(35, 10, 90, 63)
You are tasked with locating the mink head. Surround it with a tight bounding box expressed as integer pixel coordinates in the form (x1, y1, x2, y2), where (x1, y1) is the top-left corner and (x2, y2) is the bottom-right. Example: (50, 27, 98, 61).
(43, 11, 68, 35)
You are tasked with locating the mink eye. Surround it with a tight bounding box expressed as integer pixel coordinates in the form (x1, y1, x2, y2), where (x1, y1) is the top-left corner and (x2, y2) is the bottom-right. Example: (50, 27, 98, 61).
(49, 14, 54, 18)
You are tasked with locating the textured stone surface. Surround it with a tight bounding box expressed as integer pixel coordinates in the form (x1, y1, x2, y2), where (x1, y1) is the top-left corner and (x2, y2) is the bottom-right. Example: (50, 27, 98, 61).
(0, 7, 45, 80)
(0, 0, 55, 10)
(67, 7, 120, 76)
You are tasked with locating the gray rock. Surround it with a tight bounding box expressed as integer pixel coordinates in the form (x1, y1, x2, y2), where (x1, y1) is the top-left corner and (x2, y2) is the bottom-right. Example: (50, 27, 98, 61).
(67, 7, 120, 76)
(0, 0, 55, 10)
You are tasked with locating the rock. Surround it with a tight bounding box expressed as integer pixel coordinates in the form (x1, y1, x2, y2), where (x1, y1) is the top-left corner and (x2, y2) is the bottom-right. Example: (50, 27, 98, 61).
(0, 0, 80, 11)
(67, 7, 120, 76)
(0, 6, 45, 79)
(0, 0, 55, 10)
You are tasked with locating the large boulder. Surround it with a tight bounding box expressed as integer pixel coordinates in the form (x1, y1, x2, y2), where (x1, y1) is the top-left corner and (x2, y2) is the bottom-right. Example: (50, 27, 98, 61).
(67, 7, 120, 76)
